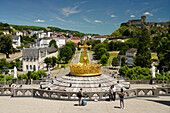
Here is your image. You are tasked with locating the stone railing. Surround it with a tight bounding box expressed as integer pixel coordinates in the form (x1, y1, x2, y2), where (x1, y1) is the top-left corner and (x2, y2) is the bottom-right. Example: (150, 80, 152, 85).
(1, 87, 169, 100)
(0, 80, 46, 85)
(0, 87, 13, 96)
(125, 80, 170, 84)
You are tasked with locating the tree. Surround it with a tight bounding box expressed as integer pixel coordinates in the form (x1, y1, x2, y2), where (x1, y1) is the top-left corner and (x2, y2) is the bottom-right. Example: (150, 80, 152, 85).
(44, 57, 51, 71)
(101, 54, 108, 65)
(108, 41, 115, 51)
(112, 57, 119, 67)
(103, 41, 109, 50)
(119, 65, 129, 76)
(51, 56, 57, 67)
(60, 46, 73, 61)
(15, 58, 21, 69)
(0, 34, 13, 58)
(49, 39, 58, 50)
(65, 41, 76, 54)
(78, 42, 82, 50)
(97, 47, 108, 59)
(123, 29, 130, 36)
(92, 40, 101, 48)
(121, 56, 126, 66)
(156, 37, 170, 71)
(134, 28, 152, 68)
(93, 43, 106, 54)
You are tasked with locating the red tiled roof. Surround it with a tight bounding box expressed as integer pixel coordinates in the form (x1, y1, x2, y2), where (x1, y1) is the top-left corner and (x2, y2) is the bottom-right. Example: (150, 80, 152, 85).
(72, 37, 80, 39)
(94, 36, 106, 38)
(52, 36, 58, 38)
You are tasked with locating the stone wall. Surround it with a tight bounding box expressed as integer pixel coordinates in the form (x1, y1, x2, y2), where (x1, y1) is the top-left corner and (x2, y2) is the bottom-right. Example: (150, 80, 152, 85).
(0, 87, 169, 100)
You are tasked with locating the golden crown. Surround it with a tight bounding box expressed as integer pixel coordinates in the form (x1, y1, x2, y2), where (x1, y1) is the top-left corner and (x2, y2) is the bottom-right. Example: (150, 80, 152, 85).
(69, 63, 102, 76)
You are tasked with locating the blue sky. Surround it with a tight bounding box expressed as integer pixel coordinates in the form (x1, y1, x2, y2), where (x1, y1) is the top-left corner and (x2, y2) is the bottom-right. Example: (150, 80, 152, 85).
(0, 0, 170, 35)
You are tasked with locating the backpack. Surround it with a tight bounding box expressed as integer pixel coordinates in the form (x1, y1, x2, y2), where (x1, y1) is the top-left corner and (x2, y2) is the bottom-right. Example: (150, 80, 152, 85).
(120, 92, 124, 98)
(82, 100, 87, 106)
(77, 91, 82, 98)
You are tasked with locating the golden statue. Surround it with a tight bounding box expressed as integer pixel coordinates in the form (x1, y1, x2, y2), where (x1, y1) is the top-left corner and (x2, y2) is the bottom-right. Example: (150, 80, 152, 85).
(69, 40, 102, 76)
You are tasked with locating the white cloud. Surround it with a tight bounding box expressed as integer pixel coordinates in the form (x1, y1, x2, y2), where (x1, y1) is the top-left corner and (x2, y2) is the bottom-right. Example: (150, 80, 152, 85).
(62, 6, 80, 16)
(87, 9, 94, 13)
(130, 15, 135, 17)
(82, 17, 92, 23)
(94, 20, 102, 23)
(111, 15, 117, 17)
(34, 19, 45, 22)
(56, 16, 65, 22)
(144, 12, 153, 16)
(143, 2, 149, 5)
(50, 19, 53, 21)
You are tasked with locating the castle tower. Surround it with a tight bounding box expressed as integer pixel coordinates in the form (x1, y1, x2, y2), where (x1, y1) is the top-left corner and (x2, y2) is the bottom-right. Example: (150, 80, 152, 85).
(141, 16, 146, 23)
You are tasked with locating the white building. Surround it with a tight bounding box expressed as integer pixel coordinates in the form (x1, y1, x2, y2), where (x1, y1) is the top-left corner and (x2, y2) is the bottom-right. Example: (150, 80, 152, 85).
(37, 32, 48, 38)
(125, 48, 137, 66)
(53, 36, 66, 48)
(37, 37, 53, 47)
(29, 30, 44, 37)
(22, 47, 58, 71)
(15, 31, 23, 36)
(81, 35, 91, 43)
(93, 36, 107, 43)
(12, 35, 21, 48)
(2, 30, 9, 35)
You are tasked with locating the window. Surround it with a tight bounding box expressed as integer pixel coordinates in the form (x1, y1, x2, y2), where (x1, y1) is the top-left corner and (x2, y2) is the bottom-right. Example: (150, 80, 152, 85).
(26, 65, 28, 70)
(33, 65, 36, 71)
(30, 65, 32, 69)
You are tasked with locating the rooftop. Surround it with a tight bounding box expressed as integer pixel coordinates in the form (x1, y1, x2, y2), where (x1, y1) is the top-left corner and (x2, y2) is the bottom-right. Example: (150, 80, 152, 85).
(126, 48, 137, 53)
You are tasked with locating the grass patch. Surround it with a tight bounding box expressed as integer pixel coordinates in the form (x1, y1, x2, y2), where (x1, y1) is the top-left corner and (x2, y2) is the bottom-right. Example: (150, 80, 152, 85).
(54, 54, 75, 70)
(151, 53, 158, 60)
(75, 51, 81, 53)
(106, 56, 115, 66)
(79, 52, 89, 63)
(87, 51, 94, 53)
(108, 51, 119, 57)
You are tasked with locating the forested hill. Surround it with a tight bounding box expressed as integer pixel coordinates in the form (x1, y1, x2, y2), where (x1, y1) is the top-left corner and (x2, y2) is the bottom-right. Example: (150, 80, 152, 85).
(9, 24, 99, 37)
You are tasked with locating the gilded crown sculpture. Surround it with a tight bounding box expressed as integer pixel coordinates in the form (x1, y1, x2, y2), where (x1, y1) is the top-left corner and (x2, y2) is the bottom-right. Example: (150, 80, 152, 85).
(69, 40, 102, 76)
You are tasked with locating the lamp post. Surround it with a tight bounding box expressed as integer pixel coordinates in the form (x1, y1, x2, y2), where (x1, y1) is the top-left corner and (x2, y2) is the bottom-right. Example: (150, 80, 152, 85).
(3, 66, 7, 86)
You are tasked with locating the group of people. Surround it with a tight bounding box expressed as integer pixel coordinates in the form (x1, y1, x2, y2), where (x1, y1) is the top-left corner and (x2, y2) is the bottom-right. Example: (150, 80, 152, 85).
(77, 86, 125, 109)
(109, 85, 125, 109)
(25, 78, 33, 85)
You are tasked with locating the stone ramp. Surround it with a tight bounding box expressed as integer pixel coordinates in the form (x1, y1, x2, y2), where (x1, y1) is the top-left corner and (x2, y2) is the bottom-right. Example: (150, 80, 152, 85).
(41, 74, 130, 92)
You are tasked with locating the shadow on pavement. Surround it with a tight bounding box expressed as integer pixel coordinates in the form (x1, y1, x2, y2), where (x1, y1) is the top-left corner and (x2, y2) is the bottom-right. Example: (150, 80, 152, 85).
(146, 99, 170, 106)
(114, 106, 121, 109)
(74, 104, 79, 106)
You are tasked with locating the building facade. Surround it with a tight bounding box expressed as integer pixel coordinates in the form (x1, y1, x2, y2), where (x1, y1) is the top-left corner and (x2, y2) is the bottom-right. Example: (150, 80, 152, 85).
(22, 47, 57, 71)
(93, 36, 107, 43)
(125, 48, 137, 66)
(12, 35, 21, 48)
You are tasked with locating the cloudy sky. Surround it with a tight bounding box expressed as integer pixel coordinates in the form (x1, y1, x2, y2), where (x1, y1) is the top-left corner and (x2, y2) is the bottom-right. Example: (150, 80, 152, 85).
(0, 0, 169, 35)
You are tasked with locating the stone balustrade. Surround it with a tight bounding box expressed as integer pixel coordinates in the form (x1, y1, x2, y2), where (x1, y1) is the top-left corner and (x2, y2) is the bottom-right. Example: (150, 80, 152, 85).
(0, 87, 169, 100)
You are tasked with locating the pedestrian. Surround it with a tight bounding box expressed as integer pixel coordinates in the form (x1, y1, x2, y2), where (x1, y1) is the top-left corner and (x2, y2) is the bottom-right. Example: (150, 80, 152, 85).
(77, 88, 83, 106)
(109, 86, 113, 101)
(112, 85, 116, 101)
(31, 78, 33, 84)
(119, 88, 125, 109)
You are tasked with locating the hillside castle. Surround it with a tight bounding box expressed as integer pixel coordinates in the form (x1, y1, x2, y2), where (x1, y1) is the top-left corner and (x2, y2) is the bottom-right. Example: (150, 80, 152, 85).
(121, 16, 169, 28)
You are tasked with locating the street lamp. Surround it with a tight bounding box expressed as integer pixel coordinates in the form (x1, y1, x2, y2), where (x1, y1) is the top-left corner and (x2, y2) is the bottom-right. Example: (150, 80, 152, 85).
(3, 66, 8, 86)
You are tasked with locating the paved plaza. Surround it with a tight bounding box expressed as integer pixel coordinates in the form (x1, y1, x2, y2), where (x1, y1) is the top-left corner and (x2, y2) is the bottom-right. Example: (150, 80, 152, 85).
(0, 96, 169, 113)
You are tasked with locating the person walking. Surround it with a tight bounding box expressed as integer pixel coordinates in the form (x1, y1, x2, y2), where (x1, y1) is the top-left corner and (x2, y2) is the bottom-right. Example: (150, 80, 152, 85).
(109, 86, 113, 101)
(112, 85, 116, 101)
(119, 88, 125, 109)
(77, 88, 83, 106)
